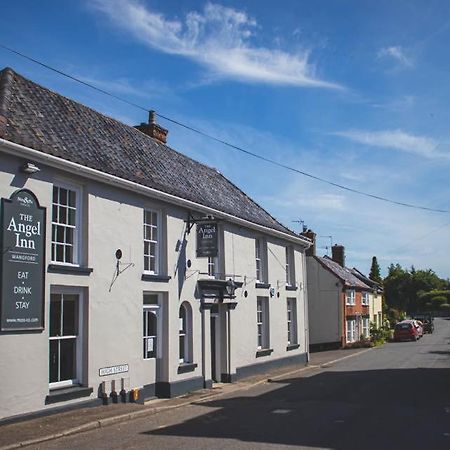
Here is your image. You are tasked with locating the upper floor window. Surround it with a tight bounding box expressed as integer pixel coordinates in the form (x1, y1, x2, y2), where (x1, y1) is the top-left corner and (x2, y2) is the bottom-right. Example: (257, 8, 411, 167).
(362, 292, 370, 305)
(208, 256, 217, 278)
(346, 290, 355, 305)
(51, 185, 80, 265)
(144, 210, 159, 274)
(255, 238, 267, 283)
(285, 247, 295, 286)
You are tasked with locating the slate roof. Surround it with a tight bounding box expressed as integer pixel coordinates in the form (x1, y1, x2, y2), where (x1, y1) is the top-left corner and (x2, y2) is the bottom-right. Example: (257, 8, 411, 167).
(0, 67, 298, 237)
(351, 268, 383, 292)
(316, 256, 371, 289)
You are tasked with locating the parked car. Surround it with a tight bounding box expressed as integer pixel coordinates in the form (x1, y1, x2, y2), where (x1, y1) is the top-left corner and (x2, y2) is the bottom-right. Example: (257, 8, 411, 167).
(394, 320, 421, 341)
(412, 313, 434, 334)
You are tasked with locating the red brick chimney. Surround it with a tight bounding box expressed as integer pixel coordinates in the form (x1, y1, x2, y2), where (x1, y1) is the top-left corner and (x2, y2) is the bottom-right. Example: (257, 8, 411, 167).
(135, 110, 168, 144)
(301, 229, 316, 257)
(331, 244, 345, 267)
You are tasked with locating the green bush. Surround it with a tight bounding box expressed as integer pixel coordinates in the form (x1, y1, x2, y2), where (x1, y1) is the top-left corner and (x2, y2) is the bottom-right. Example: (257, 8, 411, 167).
(440, 303, 450, 311)
(370, 322, 391, 345)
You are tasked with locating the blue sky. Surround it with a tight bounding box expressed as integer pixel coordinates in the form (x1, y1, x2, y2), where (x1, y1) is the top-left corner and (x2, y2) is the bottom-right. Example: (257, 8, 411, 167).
(1, 0, 450, 277)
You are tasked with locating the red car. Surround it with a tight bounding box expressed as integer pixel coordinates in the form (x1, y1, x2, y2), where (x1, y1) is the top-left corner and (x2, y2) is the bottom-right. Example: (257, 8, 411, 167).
(394, 320, 422, 341)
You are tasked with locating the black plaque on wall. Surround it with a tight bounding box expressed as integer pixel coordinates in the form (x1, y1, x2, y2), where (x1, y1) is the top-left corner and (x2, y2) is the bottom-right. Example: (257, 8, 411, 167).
(196, 222, 218, 257)
(1, 189, 46, 331)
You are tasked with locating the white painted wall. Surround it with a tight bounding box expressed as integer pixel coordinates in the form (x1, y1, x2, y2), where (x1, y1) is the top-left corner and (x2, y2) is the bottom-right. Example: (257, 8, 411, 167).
(0, 149, 309, 419)
(306, 257, 342, 345)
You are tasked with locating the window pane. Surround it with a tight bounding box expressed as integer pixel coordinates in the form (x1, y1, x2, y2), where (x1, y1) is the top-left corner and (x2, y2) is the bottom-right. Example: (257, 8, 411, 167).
(56, 225, 64, 243)
(65, 245, 73, 264)
(50, 295, 61, 337)
(68, 208, 76, 226)
(60, 339, 76, 381)
(179, 335, 185, 361)
(49, 340, 59, 383)
(60, 188, 67, 206)
(62, 295, 78, 336)
(144, 294, 158, 305)
(59, 206, 67, 224)
(69, 190, 76, 207)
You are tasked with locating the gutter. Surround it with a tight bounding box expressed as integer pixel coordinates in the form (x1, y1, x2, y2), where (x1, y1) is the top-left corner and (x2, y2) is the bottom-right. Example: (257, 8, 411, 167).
(0, 138, 311, 247)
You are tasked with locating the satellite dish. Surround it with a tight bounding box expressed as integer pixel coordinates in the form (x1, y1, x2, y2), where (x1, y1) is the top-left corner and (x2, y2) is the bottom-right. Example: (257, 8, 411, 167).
(115, 249, 122, 260)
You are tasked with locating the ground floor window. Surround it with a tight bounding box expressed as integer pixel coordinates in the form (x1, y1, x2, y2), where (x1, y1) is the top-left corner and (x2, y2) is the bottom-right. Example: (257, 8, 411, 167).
(49, 290, 82, 388)
(287, 298, 298, 345)
(362, 317, 370, 338)
(346, 319, 356, 343)
(179, 302, 192, 363)
(257, 297, 270, 349)
(143, 293, 160, 359)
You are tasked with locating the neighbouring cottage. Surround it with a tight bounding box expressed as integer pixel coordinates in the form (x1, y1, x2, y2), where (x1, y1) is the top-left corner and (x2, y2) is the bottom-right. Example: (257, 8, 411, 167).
(351, 267, 383, 329)
(301, 230, 373, 350)
(0, 68, 311, 421)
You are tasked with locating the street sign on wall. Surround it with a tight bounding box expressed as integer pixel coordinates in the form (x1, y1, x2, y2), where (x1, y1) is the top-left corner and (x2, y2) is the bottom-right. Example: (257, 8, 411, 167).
(196, 222, 218, 257)
(1, 189, 46, 331)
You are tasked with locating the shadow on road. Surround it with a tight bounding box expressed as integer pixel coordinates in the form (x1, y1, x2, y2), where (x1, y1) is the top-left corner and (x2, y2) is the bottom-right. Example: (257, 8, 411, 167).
(145, 368, 450, 450)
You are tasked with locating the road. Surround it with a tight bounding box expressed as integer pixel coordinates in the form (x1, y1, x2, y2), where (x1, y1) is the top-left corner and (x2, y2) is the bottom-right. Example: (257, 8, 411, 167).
(28, 318, 450, 450)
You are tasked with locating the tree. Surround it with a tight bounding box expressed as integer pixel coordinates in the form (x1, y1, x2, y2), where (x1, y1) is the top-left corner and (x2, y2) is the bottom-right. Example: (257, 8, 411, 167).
(369, 256, 382, 283)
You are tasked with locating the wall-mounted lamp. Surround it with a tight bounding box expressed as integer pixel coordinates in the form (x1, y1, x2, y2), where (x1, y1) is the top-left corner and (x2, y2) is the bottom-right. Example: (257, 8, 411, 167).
(225, 278, 236, 297)
(20, 162, 40, 174)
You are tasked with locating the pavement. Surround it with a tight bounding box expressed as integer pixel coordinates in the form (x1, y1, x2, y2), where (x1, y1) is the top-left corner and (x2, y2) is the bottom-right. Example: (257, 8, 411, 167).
(0, 347, 370, 450)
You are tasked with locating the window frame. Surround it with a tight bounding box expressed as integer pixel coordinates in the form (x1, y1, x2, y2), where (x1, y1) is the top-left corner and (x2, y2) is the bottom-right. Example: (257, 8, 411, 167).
(179, 302, 193, 364)
(287, 297, 298, 345)
(362, 317, 370, 338)
(143, 209, 160, 275)
(285, 247, 295, 286)
(49, 287, 83, 389)
(51, 182, 82, 266)
(255, 238, 267, 283)
(345, 290, 356, 306)
(256, 297, 270, 350)
(346, 319, 356, 343)
(362, 291, 370, 306)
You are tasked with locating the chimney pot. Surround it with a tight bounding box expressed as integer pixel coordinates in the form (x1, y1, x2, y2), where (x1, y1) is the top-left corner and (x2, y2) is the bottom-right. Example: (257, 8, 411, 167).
(135, 110, 168, 144)
(301, 229, 316, 257)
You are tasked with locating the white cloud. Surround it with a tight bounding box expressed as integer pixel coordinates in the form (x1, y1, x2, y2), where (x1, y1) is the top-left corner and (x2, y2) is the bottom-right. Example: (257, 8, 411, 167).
(334, 129, 450, 160)
(377, 46, 414, 68)
(91, 0, 341, 89)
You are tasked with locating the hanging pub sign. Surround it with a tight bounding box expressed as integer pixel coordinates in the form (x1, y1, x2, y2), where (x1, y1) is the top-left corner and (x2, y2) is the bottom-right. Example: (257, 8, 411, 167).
(196, 222, 218, 257)
(1, 189, 46, 331)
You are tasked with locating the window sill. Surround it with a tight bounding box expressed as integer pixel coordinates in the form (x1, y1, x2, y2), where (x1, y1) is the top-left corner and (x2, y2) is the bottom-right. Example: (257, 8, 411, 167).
(142, 274, 171, 282)
(286, 344, 300, 351)
(177, 362, 198, 374)
(48, 264, 93, 275)
(255, 282, 270, 289)
(45, 386, 93, 405)
(256, 348, 273, 358)
(286, 285, 298, 291)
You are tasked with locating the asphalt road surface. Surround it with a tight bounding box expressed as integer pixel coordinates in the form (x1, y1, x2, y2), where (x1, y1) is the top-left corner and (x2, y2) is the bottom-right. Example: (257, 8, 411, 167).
(28, 318, 450, 450)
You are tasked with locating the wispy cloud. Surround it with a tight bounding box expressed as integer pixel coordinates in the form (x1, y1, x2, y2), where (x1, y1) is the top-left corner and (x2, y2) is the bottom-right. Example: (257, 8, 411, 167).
(334, 129, 449, 160)
(91, 0, 341, 89)
(377, 45, 414, 68)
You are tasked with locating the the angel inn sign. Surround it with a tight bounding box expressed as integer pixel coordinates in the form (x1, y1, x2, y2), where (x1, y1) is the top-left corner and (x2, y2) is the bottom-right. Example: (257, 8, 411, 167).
(0, 189, 46, 331)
